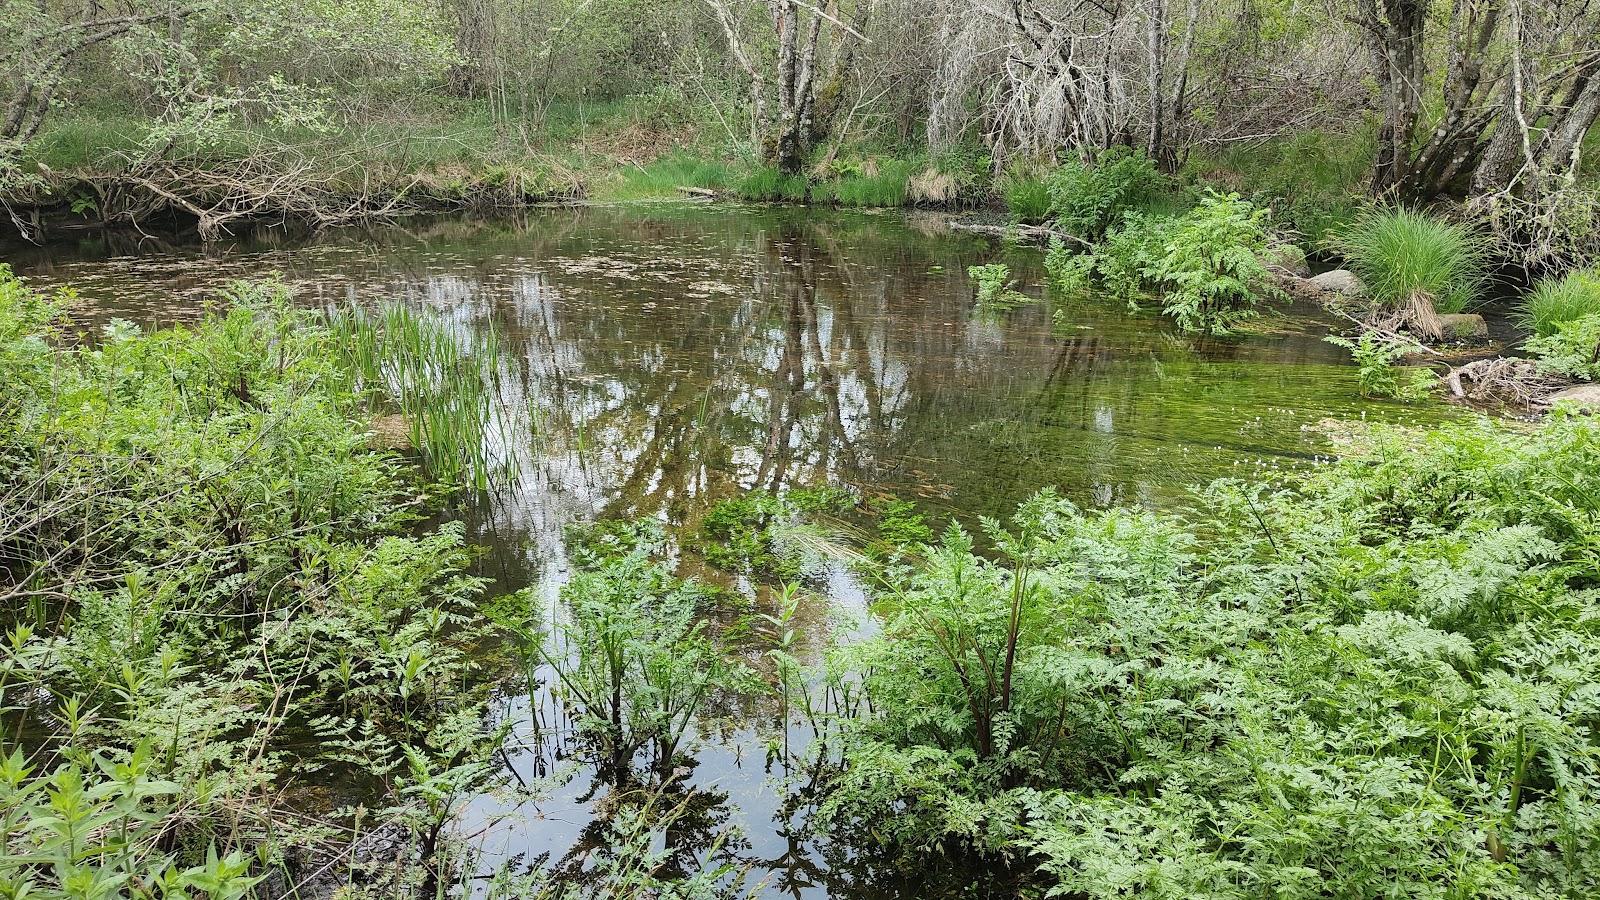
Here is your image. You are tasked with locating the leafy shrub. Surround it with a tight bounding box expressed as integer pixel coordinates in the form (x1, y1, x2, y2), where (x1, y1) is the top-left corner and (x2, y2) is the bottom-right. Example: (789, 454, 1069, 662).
(967, 262, 1031, 307)
(1097, 213, 1179, 303)
(1046, 147, 1168, 239)
(1325, 331, 1437, 399)
(1152, 191, 1283, 333)
(1527, 312, 1600, 381)
(1043, 238, 1096, 295)
(1521, 267, 1600, 337)
(1333, 208, 1489, 314)
(0, 272, 512, 896)
(1051, 195, 1279, 332)
(537, 548, 749, 779)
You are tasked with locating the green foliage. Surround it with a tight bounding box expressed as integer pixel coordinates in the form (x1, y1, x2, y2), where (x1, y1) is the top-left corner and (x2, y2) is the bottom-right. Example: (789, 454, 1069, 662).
(1527, 313, 1600, 382)
(1046, 194, 1281, 333)
(809, 416, 1600, 897)
(1189, 127, 1373, 244)
(0, 271, 509, 896)
(1002, 170, 1053, 224)
(967, 263, 1032, 307)
(737, 165, 810, 202)
(1045, 148, 1169, 239)
(1334, 208, 1490, 314)
(605, 152, 736, 200)
(1150, 192, 1280, 334)
(815, 157, 918, 207)
(329, 299, 525, 491)
(535, 548, 749, 780)
(699, 488, 856, 579)
(1324, 331, 1437, 399)
(1521, 267, 1600, 337)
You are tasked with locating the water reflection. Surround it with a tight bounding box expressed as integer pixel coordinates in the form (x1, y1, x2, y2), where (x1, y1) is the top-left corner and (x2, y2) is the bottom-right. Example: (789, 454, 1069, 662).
(7, 204, 1456, 898)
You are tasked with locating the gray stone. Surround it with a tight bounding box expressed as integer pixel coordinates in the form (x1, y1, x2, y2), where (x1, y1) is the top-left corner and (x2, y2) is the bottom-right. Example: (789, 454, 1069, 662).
(1438, 313, 1488, 340)
(1546, 384, 1600, 411)
(1265, 244, 1311, 278)
(1310, 269, 1367, 297)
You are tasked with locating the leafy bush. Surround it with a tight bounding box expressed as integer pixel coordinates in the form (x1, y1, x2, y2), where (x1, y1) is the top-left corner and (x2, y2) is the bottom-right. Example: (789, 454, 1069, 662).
(1333, 208, 1490, 314)
(1527, 312, 1600, 381)
(1324, 331, 1437, 399)
(1046, 194, 1279, 332)
(0, 272, 510, 896)
(1045, 147, 1168, 239)
(1521, 267, 1600, 337)
(967, 262, 1031, 307)
(809, 417, 1600, 897)
(0, 270, 740, 899)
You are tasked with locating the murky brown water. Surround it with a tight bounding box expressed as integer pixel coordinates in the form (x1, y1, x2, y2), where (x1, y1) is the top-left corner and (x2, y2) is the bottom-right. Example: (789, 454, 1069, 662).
(8, 203, 1459, 897)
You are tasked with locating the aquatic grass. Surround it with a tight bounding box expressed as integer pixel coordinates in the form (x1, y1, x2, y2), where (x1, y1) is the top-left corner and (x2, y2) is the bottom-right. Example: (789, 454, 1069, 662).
(1520, 267, 1600, 336)
(328, 303, 525, 492)
(1332, 208, 1490, 314)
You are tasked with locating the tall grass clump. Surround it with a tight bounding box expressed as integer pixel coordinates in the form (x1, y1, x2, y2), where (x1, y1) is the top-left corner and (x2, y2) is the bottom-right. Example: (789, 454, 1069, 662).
(737, 165, 809, 202)
(328, 302, 522, 492)
(1520, 267, 1600, 337)
(1333, 208, 1489, 315)
(1001, 169, 1053, 223)
(820, 157, 917, 207)
(605, 153, 735, 200)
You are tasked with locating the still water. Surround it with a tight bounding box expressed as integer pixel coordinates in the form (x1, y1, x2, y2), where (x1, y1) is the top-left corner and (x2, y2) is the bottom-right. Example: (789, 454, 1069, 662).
(10, 203, 1456, 897)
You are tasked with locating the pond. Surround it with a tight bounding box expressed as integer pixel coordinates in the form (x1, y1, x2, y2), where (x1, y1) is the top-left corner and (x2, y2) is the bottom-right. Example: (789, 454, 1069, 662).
(9, 203, 1458, 898)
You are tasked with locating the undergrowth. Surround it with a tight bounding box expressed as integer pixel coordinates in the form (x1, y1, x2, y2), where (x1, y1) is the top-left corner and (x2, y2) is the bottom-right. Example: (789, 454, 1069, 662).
(794, 415, 1600, 897)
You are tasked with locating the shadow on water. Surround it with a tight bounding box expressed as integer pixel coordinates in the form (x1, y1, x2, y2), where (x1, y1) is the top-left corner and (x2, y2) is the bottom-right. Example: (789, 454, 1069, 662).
(8, 203, 1461, 898)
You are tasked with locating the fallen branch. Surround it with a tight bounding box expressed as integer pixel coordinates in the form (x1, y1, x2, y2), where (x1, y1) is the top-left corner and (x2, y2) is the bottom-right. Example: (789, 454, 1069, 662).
(1444, 356, 1565, 408)
(946, 219, 1092, 248)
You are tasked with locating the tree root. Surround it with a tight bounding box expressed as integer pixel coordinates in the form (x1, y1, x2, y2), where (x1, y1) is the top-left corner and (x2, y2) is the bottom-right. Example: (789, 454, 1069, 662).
(1444, 357, 1566, 409)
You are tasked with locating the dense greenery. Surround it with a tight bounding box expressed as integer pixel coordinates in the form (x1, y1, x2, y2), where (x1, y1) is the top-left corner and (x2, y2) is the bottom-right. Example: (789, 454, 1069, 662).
(3, 0, 1599, 273)
(1522, 268, 1600, 338)
(1044, 190, 1281, 334)
(800, 415, 1600, 898)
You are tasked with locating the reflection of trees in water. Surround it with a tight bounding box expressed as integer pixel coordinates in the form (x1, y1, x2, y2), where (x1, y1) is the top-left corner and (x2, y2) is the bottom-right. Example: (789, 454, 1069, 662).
(18, 204, 1417, 574)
